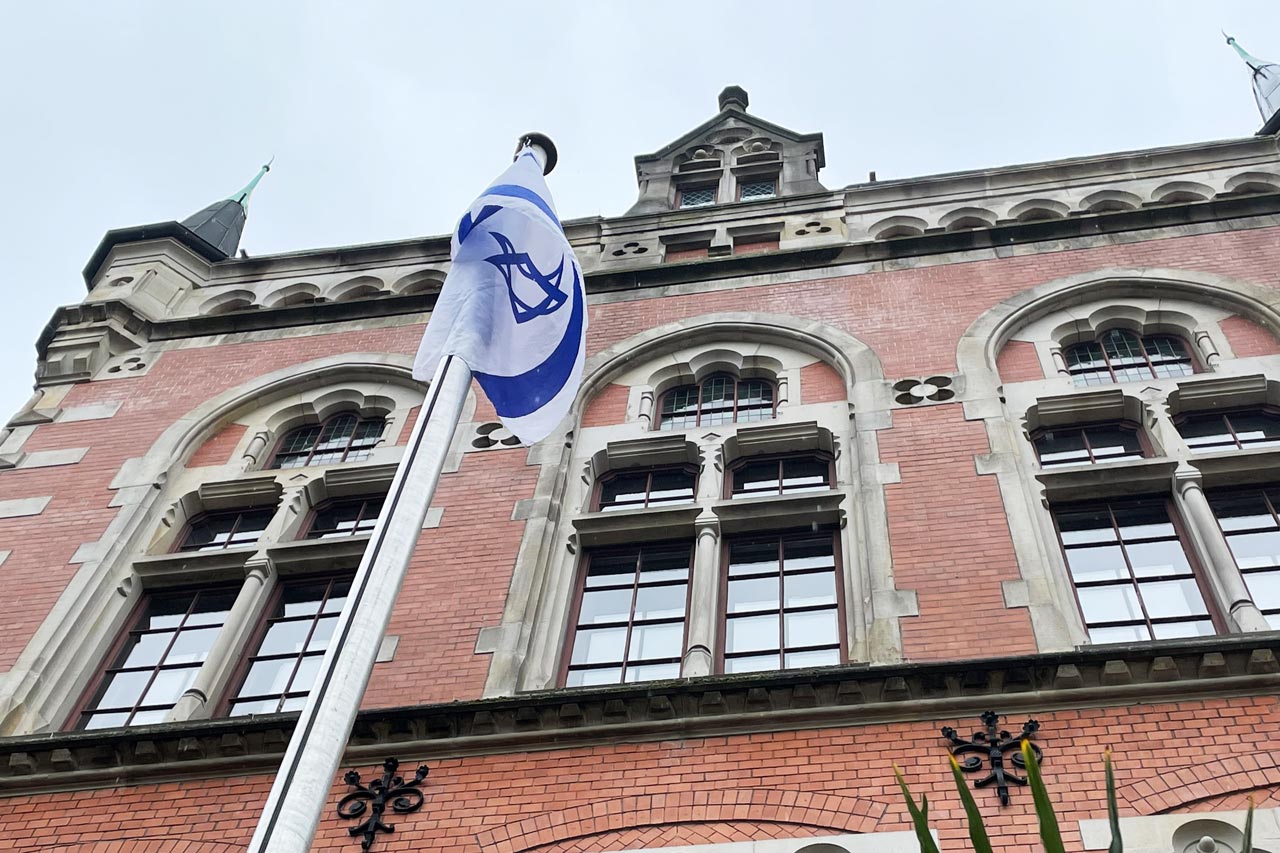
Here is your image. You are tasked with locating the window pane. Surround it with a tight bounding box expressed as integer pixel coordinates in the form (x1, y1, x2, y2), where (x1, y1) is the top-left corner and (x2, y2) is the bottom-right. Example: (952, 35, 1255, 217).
(164, 626, 220, 665)
(1102, 329, 1143, 363)
(140, 666, 198, 707)
(679, 186, 716, 208)
(306, 615, 338, 651)
(1112, 503, 1175, 540)
(1036, 430, 1090, 466)
(740, 180, 776, 200)
(699, 375, 734, 425)
(565, 667, 623, 687)
(1089, 624, 1151, 644)
(259, 619, 313, 656)
(570, 626, 626, 665)
(627, 622, 682, 661)
(578, 588, 633, 625)
(1180, 414, 1234, 450)
(240, 658, 296, 698)
(659, 386, 699, 431)
(624, 662, 680, 683)
(143, 595, 193, 630)
(784, 610, 838, 648)
(733, 460, 780, 496)
(1230, 413, 1280, 447)
(640, 546, 691, 583)
(83, 712, 130, 730)
(785, 648, 840, 669)
(633, 584, 686, 621)
(1244, 570, 1280, 612)
(1077, 585, 1143, 624)
(728, 540, 779, 576)
(185, 590, 236, 626)
(1066, 342, 1106, 371)
(647, 469, 695, 506)
(287, 656, 323, 694)
(1210, 492, 1275, 531)
(119, 632, 173, 669)
(1126, 540, 1192, 578)
(600, 472, 649, 509)
(1139, 579, 1208, 619)
(230, 699, 279, 717)
(1227, 531, 1280, 569)
(783, 536, 835, 571)
(724, 653, 781, 674)
(283, 583, 329, 617)
(785, 571, 837, 609)
(781, 457, 830, 492)
(727, 576, 780, 614)
(1056, 507, 1116, 545)
(726, 613, 779, 654)
(1085, 426, 1142, 459)
(1064, 545, 1129, 583)
(323, 580, 351, 614)
(128, 709, 168, 726)
(98, 670, 150, 709)
(586, 552, 637, 588)
(1152, 619, 1214, 640)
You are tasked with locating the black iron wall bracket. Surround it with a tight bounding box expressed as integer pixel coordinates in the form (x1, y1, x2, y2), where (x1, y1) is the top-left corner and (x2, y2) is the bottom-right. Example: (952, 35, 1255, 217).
(336, 757, 429, 850)
(941, 710, 1042, 806)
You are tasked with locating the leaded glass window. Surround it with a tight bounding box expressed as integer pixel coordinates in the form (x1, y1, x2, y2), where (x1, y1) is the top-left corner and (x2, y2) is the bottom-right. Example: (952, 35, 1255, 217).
(739, 179, 777, 201)
(229, 576, 351, 715)
(677, 185, 717, 208)
(657, 373, 775, 430)
(1063, 330, 1195, 387)
(1033, 423, 1145, 467)
(1053, 499, 1216, 643)
(1208, 488, 1280, 629)
(1178, 411, 1280, 453)
(78, 588, 236, 729)
(564, 544, 691, 687)
(269, 413, 385, 469)
(721, 532, 843, 674)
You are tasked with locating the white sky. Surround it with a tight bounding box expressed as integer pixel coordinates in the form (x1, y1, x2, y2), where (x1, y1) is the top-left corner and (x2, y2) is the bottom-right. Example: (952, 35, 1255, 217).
(1, 1, 1278, 421)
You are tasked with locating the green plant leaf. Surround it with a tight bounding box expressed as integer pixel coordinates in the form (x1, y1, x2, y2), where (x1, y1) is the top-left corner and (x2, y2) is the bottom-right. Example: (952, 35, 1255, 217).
(1022, 740, 1066, 853)
(1105, 749, 1122, 853)
(949, 754, 994, 853)
(894, 764, 941, 853)
(1244, 796, 1255, 853)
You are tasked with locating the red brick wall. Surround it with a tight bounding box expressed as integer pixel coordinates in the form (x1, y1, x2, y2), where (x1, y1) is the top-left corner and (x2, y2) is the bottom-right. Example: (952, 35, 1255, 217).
(666, 244, 710, 262)
(187, 423, 248, 468)
(734, 236, 780, 255)
(1220, 313, 1280, 357)
(800, 361, 845, 404)
(877, 405, 1037, 660)
(581, 383, 630, 427)
(4, 697, 1275, 851)
(995, 340, 1045, 383)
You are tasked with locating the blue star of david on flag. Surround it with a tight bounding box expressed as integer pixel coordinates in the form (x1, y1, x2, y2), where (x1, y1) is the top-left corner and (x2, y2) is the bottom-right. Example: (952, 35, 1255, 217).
(413, 148, 587, 445)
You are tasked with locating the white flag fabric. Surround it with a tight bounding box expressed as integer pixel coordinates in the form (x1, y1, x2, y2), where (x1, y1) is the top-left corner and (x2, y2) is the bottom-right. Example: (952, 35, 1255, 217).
(413, 148, 587, 444)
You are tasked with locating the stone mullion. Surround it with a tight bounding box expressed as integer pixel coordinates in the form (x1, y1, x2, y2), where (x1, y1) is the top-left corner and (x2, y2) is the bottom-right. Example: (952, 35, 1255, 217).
(682, 513, 721, 678)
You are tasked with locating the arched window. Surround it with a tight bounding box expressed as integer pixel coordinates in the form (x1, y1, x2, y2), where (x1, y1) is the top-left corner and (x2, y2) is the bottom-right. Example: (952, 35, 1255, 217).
(1064, 330, 1195, 387)
(657, 373, 775, 430)
(268, 413, 385, 469)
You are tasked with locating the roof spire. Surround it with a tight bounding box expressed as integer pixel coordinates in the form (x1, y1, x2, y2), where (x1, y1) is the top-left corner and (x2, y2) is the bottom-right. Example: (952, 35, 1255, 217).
(181, 160, 273, 258)
(1225, 33, 1280, 129)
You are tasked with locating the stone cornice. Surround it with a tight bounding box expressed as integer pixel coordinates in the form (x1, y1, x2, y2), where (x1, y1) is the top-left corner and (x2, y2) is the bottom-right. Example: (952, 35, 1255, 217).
(3, 634, 1279, 795)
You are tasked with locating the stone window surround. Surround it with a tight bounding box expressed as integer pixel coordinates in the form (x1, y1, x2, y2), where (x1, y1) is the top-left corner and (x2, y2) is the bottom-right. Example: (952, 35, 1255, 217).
(0, 354, 425, 736)
(477, 315, 907, 699)
(1079, 807, 1279, 852)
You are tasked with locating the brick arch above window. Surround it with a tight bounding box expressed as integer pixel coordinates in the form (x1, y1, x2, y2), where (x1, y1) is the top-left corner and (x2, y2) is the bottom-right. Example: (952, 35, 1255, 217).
(474, 789, 887, 853)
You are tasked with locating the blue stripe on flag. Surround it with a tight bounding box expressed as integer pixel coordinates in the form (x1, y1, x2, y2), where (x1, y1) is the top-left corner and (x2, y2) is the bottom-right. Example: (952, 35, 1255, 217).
(483, 184, 562, 229)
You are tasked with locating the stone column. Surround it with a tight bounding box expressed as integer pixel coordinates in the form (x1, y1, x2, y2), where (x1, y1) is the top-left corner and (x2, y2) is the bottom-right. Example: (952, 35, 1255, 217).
(1049, 345, 1070, 377)
(637, 389, 655, 430)
(1194, 329, 1221, 368)
(1174, 469, 1270, 632)
(167, 561, 276, 721)
(241, 430, 271, 470)
(682, 513, 721, 678)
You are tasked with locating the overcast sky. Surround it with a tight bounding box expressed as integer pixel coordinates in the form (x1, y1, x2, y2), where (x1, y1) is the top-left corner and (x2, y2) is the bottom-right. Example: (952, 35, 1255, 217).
(1, 1, 1279, 421)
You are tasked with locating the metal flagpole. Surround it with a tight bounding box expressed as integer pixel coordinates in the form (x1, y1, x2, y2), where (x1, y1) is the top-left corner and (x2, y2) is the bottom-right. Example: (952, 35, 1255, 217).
(246, 351, 471, 852)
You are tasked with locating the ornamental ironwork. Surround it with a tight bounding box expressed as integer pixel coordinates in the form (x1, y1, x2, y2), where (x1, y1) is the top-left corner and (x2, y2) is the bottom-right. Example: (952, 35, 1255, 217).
(336, 758, 429, 850)
(941, 710, 1042, 806)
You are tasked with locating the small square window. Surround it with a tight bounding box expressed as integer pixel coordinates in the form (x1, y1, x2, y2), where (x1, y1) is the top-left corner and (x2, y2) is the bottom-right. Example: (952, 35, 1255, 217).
(678, 186, 717, 208)
(739, 179, 777, 201)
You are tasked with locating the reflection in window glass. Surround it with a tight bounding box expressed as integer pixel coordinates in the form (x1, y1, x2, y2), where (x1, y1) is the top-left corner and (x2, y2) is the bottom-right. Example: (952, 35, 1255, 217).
(230, 576, 352, 716)
(722, 533, 842, 674)
(1034, 424, 1144, 467)
(180, 508, 274, 552)
(269, 413, 385, 469)
(1179, 411, 1280, 454)
(731, 456, 832, 498)
(1053, 500, 1214, 643)
(597, 468, 696, 512)
(565, 544, 692, 687)
(658, 374, 775, 430)
(79, 589, 236, 729)
(1064, 330, 1194, 388)
(1209, 487, 1280, 629)
(306, 496, 384, 539)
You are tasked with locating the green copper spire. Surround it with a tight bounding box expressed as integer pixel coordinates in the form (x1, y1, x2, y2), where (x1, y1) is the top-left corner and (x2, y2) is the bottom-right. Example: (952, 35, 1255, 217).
(1226, 34, 1280, 124)
(227, 158, 273, 209)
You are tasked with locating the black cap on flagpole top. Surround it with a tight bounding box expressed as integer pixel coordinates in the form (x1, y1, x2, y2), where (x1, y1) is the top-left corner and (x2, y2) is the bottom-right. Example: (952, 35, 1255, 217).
(514, 132, 558, 175)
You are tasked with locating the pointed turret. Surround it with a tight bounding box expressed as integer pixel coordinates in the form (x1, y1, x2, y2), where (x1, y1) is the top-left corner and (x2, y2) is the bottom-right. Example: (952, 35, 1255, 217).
(1226, 35, 1280, 134)
(180, 161, 271, 258)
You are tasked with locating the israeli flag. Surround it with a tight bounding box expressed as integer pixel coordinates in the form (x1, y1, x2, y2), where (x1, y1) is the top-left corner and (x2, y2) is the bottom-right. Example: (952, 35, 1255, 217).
(413, 147, 587, 444)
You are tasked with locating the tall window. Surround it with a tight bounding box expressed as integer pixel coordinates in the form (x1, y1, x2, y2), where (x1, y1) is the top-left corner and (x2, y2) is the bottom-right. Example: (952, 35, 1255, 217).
(305, 496, 385, 538)
(179, 507, 274, 552)
(658, 373, 775, 430)
(268, 413, 385, 469)
(730, 455, 832, 498)
(1053, 499, 1216, 643)
(229, 576, 351, 715)
(76, 589, 236, 729)
(1033, 423, 1145, 467)
(563, 543, 692, 687)
(596, 468, 697, 512)
(1209, 488, 1280, 629)
(1064, 330, 1195, 387)
(721, 532, 844, 674)
(1178, 410, 1280, 453)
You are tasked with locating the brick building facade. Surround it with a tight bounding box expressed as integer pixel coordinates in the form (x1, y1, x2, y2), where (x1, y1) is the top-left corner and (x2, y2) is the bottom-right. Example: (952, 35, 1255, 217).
(4, 73, 1280, 851)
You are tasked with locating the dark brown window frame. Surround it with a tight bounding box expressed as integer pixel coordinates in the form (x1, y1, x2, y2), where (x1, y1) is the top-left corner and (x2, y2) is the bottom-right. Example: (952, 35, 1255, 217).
(68, 585, 239, 731)
(266, 412, 386, 470)
(1030, 420, 1150, 468)
(724, 452, 836, 499)
(1208, 486, 1280, 627)
(175, 507, 275, 553)
(716, 528, 848, 675)
(1174, 406, 1280, 454)
(591, 465, 699, 513)
(656, 373, 777, 431)
(301, 494, 386, 539)
(1050, 496, 1224, 644)
(220, 573, 354, 717)
(1062, 329, 1197, 388)
(559, 541, 694, 688)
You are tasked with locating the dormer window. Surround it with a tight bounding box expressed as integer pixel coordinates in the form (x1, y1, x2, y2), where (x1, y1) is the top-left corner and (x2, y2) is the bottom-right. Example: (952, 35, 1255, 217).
(677, 185, 717, 209)
(738, 179, 777, 201)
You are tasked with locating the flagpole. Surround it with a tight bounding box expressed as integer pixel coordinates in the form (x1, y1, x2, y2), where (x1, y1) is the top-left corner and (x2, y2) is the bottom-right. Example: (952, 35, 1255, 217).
(246, 351, 471, 852)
